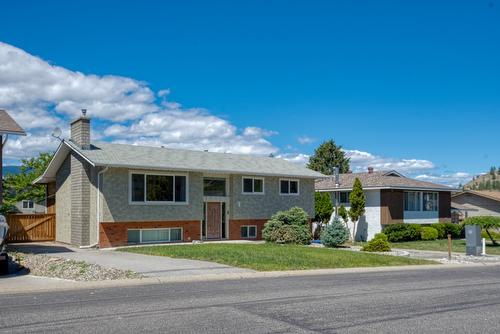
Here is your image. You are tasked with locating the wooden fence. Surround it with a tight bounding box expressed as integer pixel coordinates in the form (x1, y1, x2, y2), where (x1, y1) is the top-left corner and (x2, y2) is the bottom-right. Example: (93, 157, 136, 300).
(7, 214, 56, 242)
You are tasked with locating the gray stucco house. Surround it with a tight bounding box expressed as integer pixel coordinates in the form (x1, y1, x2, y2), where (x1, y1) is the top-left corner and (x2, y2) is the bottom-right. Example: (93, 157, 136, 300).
(35, 112, 323, 248)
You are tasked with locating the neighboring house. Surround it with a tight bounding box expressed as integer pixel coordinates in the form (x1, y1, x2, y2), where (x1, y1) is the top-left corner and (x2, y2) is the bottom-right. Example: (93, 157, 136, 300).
(35, 112, 323, 248)
(315, 168, 454, 241)
(451, 191, 500, 221)
(14, 199, 46, 214)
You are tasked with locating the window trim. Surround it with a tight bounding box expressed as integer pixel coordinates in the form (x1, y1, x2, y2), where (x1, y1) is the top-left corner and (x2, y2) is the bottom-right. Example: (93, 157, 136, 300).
(129, 171, 189, 205)
(241, 176, 265, 195)
(279, 179, 300, 196)
(22, 200, 34, 209)
(127, 227, 183, 244)
(240, 225, 257, 239)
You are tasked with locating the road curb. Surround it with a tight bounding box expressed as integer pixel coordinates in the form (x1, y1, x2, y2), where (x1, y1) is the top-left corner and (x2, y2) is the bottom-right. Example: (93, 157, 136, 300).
(2, 262, 500, 295)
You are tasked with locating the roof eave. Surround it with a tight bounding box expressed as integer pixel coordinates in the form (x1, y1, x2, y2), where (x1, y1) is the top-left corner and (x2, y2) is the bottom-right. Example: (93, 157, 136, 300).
(93, 162, 324, 179)
(316, 185, 456, 192)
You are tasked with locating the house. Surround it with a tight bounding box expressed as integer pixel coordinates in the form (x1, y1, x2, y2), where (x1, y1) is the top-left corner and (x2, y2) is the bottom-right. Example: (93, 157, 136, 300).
(35, 112, 323, 248)
(14, 199, 46, 214)
(451, 190, 500, 221)
(315, 168, 454, 241)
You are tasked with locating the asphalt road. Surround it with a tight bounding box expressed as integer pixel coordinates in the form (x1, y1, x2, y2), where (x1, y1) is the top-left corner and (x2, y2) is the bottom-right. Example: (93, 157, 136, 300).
(1, 266, 500, 333)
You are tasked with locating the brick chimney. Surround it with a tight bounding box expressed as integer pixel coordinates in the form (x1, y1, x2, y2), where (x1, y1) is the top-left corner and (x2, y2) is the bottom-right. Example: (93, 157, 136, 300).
(70, 109, 91, 149)
(368, 167, 374, 174)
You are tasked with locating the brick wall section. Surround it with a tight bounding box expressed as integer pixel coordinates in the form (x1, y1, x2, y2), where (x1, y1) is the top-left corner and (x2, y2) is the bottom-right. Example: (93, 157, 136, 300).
(229, 219, 268, 240)
(99, 220, 201, 248)
(439, 191, 452, 222)
(70, 152, 91, 245)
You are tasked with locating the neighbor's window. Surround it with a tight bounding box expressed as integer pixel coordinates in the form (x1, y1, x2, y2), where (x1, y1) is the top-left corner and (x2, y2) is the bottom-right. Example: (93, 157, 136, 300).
(240, 225, 257, 238)
(242, 177, 264, 194)
(404, 191, 421, 211)
(339, 192, 350, 204)
(131, 173, 187, 203)
(280, 179, 299, 195)
(22, 200, 34, 209)
(423, 192, 438, 211)
(203, 178, 226, 197)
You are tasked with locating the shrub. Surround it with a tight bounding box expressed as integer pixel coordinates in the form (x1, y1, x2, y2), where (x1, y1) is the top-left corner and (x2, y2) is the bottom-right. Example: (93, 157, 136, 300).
(443, 223, 463, 238)
(263, 207, 312, 245)
(321, 217, 349, 248)
(430, 223, 446, 239)
(362, 233, 391, 252)
(421, 227, 438, 240)
(383, 224, 422, 242)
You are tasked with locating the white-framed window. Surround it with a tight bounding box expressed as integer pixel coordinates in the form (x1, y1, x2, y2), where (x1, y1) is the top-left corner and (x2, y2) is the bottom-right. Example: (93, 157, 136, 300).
(22, 200, 34, 209)
(404, 191, 438, 212)
(130, 172, 188, 204)
(242, 177, 264, 194)
(280, 179, 299, 195)
(127, 228, 182, 244)
(240, 225, 257, 239)
(339, 191, 351, 204)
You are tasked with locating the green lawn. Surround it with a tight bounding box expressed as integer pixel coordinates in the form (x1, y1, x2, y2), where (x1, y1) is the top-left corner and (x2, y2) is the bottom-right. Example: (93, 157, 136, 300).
(390, 239, 500, 255)
(118, 243, 435, 271)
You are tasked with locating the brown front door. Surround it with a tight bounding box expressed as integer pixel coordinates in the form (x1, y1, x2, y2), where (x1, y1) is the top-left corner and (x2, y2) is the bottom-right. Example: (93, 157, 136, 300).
(206, 202, 222, 239)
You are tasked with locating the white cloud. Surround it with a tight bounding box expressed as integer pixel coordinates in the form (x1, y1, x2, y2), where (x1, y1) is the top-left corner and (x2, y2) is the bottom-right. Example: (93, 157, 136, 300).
(415, 172, 472, 188)
(345, 149, 435, 173)
(0, 42, 278, 158)
(297, 136, 315, 145)
(277, 153, 310, 165)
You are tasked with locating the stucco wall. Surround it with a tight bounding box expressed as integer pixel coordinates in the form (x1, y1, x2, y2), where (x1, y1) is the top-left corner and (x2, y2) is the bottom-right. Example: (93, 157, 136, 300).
(100, 168, 203, 222)
(230, 175, 315, 219)
(55, 155, 71, 244)
(332, 189, 381, 241)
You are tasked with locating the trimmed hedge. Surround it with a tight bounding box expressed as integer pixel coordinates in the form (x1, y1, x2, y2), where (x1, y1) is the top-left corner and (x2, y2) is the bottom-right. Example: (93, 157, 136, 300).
(430, 223, 462, 239)
(362, 233, 391, 252)
(383, 224, 422, 242)
(263, 207, 312, 245)
(421, 227, 438, 241)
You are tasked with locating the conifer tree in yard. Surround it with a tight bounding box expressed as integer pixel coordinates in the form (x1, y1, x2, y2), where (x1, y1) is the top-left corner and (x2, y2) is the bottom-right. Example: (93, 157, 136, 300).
(307, 139, 350, 175)
(348, 178, 365, 241)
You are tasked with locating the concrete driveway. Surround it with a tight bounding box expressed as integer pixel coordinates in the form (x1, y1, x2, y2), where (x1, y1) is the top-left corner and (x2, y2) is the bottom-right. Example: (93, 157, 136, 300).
(9, 242, 254, 277)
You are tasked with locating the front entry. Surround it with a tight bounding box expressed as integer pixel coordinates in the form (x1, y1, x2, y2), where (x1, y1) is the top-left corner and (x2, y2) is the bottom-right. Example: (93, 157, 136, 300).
(206, 202, 222, 239)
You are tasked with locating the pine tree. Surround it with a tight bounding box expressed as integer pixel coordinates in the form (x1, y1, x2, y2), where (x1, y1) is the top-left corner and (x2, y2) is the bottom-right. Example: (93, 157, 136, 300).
(307, 139, 350, 175)
(348, 178, 366, 241)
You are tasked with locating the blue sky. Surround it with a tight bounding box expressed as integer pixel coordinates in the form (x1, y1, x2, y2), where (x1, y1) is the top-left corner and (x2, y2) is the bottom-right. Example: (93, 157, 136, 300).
(1, 0, 499, 186)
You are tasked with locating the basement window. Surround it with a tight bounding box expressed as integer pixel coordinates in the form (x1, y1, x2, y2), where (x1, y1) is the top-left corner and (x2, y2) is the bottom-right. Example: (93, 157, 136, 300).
(240, 225, 257, 239)
(127, 228, 182, 244)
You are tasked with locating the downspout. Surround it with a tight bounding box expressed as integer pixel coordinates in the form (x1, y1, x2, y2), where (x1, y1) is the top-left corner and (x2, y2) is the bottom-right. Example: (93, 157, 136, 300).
(96, 166, 109, 248)
(79, 166, 108, 249)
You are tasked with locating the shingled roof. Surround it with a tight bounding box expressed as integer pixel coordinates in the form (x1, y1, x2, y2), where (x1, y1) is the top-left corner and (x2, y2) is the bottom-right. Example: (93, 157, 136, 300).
(0, 110, 26, 135)
(35, 140, 325, 184)
(315, 170, 453, 192)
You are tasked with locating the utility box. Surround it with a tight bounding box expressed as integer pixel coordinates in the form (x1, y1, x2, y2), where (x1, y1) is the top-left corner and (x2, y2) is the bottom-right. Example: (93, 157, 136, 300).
(465, 224, 481, 256)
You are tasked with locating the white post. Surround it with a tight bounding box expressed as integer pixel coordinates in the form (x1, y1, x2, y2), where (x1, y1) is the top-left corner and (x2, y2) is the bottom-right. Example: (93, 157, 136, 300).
(481, 238, 486, 256)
